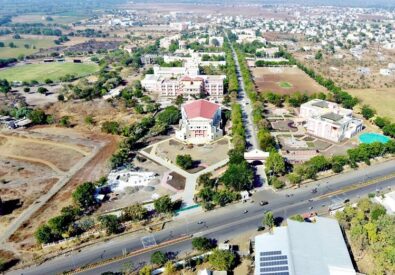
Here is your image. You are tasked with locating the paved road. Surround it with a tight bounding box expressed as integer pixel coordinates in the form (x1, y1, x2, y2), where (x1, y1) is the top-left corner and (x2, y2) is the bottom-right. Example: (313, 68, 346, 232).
(227, 38, 267, 187)
(11, 159, 395, 275)
(229, 41, 258, 151)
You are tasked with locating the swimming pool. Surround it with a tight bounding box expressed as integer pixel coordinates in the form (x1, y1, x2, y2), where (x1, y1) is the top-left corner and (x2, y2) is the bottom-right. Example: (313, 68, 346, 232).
(359, 133, 391, 144)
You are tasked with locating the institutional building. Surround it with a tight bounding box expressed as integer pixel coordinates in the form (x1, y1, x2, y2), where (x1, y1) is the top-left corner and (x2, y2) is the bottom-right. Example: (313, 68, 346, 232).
(254, 217, 356, 275)
(175, 99, 223, 144)
(300, 99, 363, 142)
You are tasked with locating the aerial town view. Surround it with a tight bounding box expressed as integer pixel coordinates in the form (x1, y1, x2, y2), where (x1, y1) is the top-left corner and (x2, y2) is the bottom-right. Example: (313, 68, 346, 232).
(0, 0, 394, 274)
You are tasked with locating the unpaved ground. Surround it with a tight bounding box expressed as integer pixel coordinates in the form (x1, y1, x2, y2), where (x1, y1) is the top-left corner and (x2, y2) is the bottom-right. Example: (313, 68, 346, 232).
(2, 127, 119, 259)
(0, 158, 58, 233)
(252, 66, 328, 95)
(293, 46, 395, 89)
(347, 87, 395, 122)
(155, 137, 230, 167)
(47, 100, 144, 131)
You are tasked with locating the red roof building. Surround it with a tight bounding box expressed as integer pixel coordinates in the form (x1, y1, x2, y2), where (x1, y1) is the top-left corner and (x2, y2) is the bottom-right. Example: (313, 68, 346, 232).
(176, 99, 223, 144)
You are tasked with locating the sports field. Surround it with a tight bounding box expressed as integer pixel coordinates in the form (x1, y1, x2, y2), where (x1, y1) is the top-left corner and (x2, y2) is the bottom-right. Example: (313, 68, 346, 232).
(0, 37, 56, 58)
(0, 62, 98, 82)
(252, 67, 328, 95)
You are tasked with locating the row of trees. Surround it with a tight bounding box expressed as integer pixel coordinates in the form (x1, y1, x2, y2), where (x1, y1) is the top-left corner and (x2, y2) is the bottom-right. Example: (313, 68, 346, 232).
(373, 116, 395, 138)
(279, 49, 359, 109)
(235, 48, 276, 151)
(223, 40, 238, 96)
(285, 141, 395, 185)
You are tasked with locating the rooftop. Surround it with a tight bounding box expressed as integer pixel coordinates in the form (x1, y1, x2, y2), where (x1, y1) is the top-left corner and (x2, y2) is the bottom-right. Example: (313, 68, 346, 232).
(321, 112, 344, 122)
(254, 217, 356, 275)
(183, 99, 220, 120)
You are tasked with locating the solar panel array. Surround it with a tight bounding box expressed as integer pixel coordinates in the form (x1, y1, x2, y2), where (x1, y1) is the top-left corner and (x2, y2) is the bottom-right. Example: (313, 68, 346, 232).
(259, 251, 290, 275)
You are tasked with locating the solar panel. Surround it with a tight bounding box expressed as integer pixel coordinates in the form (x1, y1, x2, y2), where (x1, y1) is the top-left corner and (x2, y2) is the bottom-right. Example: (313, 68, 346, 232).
(260, 255, 288, 261)
(261, 251, 282, 256)
(260, 266, 289, 272)
(261, 260, 288, 267)
(260, 272, 289, 275)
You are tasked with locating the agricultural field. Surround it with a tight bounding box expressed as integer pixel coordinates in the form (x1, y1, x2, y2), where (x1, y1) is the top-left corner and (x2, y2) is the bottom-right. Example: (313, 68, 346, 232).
(0, 37, 56, 58)
(347, 88, 395, 122)
(252, 66, 328, 95)
(0, 62, 98, 82)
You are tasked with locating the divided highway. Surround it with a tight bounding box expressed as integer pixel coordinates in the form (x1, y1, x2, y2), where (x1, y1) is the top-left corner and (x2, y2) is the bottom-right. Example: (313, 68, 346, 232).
(11, 159, 395, 275)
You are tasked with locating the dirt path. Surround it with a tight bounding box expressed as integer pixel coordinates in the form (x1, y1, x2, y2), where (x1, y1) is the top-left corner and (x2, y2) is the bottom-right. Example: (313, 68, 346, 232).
(5, 134, 119, 254)
(0, 153, 64, 174)
(0, 133, 91, 156)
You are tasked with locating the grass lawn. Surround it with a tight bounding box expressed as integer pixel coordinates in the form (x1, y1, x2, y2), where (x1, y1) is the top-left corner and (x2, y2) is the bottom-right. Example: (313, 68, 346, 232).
(278, 81, 293, 88)
(0, 37, 56, 58)
(0, 63, 99, 82)
(12, 14, 87, 24)
(347, 88, 395, 122)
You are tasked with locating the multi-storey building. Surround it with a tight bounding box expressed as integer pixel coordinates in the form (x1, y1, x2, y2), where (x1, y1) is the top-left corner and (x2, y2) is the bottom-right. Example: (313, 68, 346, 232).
(300, 99, 363, 142)
(175, 99, 223, 144)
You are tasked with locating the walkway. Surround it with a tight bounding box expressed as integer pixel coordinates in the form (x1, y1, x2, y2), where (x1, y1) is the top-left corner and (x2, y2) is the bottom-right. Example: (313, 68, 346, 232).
(139, 144, 229, 207)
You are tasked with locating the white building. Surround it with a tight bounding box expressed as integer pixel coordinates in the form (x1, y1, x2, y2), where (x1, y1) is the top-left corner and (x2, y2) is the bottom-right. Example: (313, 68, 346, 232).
(175, 99, 223, 144)
(254, 217, 356, 275)
(300, 99, 363, 142)
(107, 169, 157, 193)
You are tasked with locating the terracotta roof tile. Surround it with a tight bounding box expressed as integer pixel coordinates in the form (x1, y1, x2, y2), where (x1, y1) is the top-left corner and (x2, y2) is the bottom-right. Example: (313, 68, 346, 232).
(183, 99, 220, 119)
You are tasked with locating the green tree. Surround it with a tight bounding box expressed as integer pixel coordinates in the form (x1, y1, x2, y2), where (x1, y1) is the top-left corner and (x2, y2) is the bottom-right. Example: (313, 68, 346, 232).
(37, 87, 48, 94)
(153, 195, 173, 214)
(176, 154, 193, 170)
(287, 173, 302, 185)
(361, 105, 376, 120)
(163, 261, 176, 275)
(197, 173, 215, 188)
(208, 249, 236, 271)
(35, 224, 54, 244)
(98, 215, 120, 235)
(192, 237, 215, 251)
(289, 214, 304, 222)
(101, 121, 120, 134)
(270, 177, 285, 189)
(59, 116, 71, 127)
(156, 106, 180, 125)
(0, 79, 11, 94)
(221, 161, 253, 191)
(150, 251, 167, 266)
(374, 116, 390, 129)
(122, 204, 148, 221)
(139, 265, 152, 275)
(72, 182, 97, 209)
(175, 95, 184, 106)
(265, 151, 286, 175)
(28, 109, 47, 124)
(263, 211, 275, 229)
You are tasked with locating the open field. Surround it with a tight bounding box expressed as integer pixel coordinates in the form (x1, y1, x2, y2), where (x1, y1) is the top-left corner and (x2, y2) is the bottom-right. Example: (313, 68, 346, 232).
(0, 62, 98, 82)
(0, 37, 56, 58)
(3, 127, 118, 257)
(347, 88, 395, 122)
(155, 137, 230, 168)
(252, 66, 327, 95)
(11, 14, 87, 24)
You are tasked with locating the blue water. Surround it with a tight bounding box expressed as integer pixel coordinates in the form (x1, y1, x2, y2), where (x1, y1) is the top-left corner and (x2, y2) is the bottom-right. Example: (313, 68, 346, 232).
(359, 133, 390, 144)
